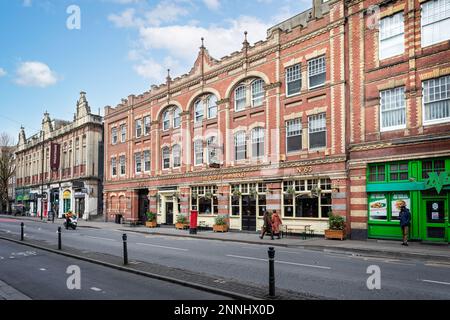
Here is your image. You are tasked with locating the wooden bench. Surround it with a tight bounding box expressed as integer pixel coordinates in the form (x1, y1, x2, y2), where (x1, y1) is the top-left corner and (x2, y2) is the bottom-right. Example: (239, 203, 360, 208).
(122, 218, 139, 227)
(285, 225, 314, 240)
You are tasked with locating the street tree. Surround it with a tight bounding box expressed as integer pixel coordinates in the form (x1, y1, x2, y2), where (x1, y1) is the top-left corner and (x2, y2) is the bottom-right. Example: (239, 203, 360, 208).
(0, 133, 15, 213)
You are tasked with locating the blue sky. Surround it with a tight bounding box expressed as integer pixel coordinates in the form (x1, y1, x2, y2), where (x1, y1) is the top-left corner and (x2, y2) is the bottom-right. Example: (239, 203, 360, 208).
(0, 0, 309, 141)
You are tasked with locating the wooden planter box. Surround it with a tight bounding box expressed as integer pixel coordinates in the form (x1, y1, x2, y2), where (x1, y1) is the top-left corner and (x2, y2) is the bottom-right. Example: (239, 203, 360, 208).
(325, 229, 346, 240)
(175, 223, 189, 230)
(213, 224, 229, 233)
(145, 221, 157, 228)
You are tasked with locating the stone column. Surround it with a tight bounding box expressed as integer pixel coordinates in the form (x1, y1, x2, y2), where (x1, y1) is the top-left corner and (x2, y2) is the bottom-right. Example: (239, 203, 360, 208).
(266, 181, 282, 213)
(179, 186, 191, 217)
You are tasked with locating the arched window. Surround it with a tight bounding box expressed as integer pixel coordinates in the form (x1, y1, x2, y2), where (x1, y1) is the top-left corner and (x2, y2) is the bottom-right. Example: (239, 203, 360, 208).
(173, 107, 181, 128)
(162, 110, 170, 131)
(251, 127, 265, 158)
(234, 85, 246, 111)
(172, 144, 181, 168)
(194, 140, 203, 165)
(234, 131, 247, 161)
(207, 95, 218, 119)
(251, 79, 265, 107)
(194, 100, 204, 123)
(162, 147, 170, 169)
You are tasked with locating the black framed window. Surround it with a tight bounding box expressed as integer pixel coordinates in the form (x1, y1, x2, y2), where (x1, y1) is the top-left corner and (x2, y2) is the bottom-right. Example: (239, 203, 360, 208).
(286, 64, 301, 96)
(308, 113, 326, 149)
(286, 118, 302, 152)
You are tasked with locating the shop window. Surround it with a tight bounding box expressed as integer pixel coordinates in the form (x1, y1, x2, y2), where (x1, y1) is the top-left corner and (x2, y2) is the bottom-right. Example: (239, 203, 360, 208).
(368, 164, 386, 182)
(286, 64, 302, 97)
(379, 12, 405, 60)
(191, 185, 218, 215)
(369, 193, 410, 222)
(421, 0, 450, 47)
(282, 180, 331, 218)
(422, 159, 446, 179)
(230, 183, 266, 217)
(389, 162, 409, 181)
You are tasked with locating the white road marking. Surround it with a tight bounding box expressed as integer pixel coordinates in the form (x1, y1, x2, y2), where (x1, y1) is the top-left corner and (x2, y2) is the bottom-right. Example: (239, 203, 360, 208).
(425, 262, 450, 268)
(90, 287, 102, 292)
(226, 254, 331, 270)
(0, 256, 3, 260)
(422, 279, 450, 286)
(136, 243, 189, 251)
(84, 236, 117, 242)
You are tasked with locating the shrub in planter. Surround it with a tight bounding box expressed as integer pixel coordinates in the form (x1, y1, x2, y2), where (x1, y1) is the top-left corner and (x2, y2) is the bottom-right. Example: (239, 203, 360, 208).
(325, 213, 346, 240)
(213, 215, 229, 232)
(145, 212, 157, 228)
(175, 214, 189, 229)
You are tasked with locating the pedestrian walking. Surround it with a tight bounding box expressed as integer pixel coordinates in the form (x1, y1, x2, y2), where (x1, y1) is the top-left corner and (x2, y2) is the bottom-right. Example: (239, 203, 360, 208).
(260, 210, 274, 240)
(399, 203, 411, 246)
(271, 210, 283, 239)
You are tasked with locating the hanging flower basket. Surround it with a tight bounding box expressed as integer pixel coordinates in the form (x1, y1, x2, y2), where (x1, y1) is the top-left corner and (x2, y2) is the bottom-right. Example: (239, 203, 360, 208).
(204, 192, 213, 200)
(286, 186, 296, 195)
(232, 188, 242, 197)
(249, 187, 258, 198)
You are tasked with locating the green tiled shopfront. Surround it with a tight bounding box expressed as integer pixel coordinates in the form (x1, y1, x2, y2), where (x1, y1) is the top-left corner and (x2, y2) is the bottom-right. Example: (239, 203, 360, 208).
(367, 158, 450, 242)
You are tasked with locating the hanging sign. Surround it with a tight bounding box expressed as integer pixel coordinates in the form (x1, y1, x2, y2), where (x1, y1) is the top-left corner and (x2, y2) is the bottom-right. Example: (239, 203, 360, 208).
(50, 143, 61, 172)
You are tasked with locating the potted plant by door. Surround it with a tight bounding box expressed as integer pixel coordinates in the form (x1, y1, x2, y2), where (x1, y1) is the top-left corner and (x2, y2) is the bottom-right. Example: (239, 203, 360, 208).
(324, 213, 346, 240)
(213, 215, 229, 233)
(175, 214, 189, 230)
(145, 211, 157, 228)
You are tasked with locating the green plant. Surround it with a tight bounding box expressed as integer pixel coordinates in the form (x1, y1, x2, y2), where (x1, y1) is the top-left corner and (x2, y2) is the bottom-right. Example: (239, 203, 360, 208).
(286, 186, 295, 195)
(146, 211, 156, 222)
(232, 187, 241, 197)
(249, 187, 258, 198)
(204, 191, 213, 200)
(176, 214, 188, 224)
(214, 215, 227, 226)
(328, 213, 345, 230)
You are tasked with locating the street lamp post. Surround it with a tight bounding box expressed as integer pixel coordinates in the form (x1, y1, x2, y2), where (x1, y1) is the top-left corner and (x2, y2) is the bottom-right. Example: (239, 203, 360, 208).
(40, 130, 45, 220)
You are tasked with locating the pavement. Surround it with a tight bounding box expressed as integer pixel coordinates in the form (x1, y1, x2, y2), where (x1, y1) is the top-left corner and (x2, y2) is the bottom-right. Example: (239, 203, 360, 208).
(2, 214, 449, 262)
(0, 280, 31, 300)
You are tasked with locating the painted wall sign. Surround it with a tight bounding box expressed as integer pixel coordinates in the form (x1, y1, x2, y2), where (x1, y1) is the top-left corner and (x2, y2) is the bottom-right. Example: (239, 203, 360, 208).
(202, 172, 246, 181)
(424, 172, 449, 194)
(63, 190, 71, 199)
(296, 166, 313, 175)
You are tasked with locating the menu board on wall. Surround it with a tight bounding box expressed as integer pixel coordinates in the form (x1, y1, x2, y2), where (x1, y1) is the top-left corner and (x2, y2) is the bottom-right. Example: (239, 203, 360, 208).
(369, 194, 387, 220)
(391, 193, 410, 219)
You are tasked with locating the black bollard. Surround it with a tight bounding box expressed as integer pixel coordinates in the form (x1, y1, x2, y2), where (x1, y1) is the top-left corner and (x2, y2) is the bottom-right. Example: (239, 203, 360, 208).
(58, 227, 62, 250)
(20, 222, 24, 241)
(122, 234, 128, 265)
(268, 247, 275, 297)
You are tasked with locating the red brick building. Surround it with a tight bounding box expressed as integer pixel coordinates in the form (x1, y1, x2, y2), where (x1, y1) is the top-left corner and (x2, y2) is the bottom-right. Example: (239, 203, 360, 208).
(104, 0, 348, 234)
(347, 0, 450, 241)
(104, 0, 450, 241)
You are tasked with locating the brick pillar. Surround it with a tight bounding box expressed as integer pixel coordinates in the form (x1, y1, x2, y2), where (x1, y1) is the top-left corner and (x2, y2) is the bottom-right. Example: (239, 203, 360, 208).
(348, 166, 368, 240)
(129, 190, 139, 221)
(179, 186, 190, 217)
(266, 181, 282, 214)
(218, 184, 230, 227)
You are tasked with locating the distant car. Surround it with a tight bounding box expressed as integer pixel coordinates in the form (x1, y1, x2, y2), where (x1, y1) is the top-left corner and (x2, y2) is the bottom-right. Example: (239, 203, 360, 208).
(11, 204, 26, 216)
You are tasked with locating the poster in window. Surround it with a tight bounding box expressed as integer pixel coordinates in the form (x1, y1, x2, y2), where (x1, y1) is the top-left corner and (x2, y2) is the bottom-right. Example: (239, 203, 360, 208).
(369, 194, 387, 220)
(391, 193, 410, 219)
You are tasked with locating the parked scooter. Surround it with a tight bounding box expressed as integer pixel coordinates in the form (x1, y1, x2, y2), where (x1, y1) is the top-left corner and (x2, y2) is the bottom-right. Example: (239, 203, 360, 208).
(63, 213, 78, 230)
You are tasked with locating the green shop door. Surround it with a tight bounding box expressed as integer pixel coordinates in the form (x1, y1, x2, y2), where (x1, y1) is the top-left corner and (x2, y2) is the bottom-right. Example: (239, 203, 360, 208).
(421, 198, 448, 242)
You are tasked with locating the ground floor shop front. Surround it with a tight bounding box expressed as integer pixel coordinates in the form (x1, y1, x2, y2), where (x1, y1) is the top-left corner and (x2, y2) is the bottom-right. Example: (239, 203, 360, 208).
(15, 179, 101, 220)
(350, 156, 450, 243)
(104, 159, 349, 235)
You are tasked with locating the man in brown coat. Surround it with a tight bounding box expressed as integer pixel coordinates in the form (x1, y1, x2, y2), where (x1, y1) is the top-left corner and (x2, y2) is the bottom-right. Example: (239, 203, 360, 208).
(260, 210, 274, 240)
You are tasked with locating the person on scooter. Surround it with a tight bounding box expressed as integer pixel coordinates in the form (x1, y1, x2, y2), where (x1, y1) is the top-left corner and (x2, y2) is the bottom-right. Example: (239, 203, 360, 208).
(65, 211, 73, 230)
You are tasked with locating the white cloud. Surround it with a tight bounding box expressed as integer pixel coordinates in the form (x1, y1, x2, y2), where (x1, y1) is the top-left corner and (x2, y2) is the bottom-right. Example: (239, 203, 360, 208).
(108, 8, 143, 28)
(203, 0, 220, 10)
(133, 56, 182, 81)
(139, 16, 269, 60)
(0, 68, 6, 77)
(109, 1, 190, 28)
(22, 0, 32, 7)
(15, 61, 59, 87)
